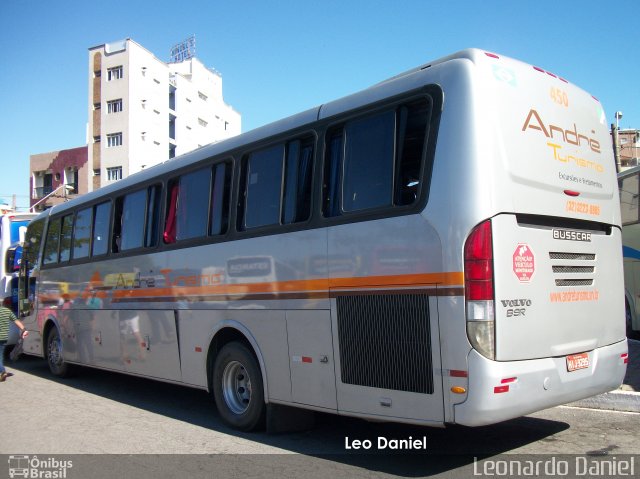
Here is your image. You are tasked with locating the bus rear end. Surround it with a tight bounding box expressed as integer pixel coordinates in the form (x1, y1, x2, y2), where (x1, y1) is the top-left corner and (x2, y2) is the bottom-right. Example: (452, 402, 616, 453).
(454, 51, 627, 425)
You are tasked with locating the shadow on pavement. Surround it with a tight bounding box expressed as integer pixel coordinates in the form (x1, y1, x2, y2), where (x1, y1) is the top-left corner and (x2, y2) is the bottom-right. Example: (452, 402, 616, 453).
(8, 355, 570, 477)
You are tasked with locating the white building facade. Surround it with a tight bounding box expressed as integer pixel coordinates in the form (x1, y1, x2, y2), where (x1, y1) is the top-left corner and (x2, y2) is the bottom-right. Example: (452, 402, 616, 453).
(88, 38, 240, 191)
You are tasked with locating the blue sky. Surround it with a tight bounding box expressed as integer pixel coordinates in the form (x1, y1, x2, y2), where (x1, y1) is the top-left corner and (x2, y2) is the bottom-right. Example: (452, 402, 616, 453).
(1, 0, 638, 210)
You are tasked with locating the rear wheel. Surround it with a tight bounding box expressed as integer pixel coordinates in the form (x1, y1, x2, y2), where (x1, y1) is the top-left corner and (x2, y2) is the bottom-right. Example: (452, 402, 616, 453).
(46, 327, 72, 377)
(212, 342, 265, 431)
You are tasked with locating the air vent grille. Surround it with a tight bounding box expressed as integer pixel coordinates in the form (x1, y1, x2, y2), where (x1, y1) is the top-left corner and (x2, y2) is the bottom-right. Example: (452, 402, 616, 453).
(337, 293, 433, 394)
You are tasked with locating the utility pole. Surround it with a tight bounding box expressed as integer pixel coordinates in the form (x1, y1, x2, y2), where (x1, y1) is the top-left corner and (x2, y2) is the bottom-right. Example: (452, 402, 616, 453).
(612, 111, 623, 173)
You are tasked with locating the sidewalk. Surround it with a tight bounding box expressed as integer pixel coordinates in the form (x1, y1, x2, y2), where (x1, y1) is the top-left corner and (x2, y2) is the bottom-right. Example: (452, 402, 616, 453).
(568, 338, 640, 413)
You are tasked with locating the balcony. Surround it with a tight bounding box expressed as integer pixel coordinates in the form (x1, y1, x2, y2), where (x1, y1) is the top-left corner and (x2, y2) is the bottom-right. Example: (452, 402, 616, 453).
(33, 186, 53, 199)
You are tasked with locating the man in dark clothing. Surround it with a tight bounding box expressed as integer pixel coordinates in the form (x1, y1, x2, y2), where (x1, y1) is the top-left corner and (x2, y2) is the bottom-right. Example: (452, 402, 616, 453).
(0, 306, 28, 381)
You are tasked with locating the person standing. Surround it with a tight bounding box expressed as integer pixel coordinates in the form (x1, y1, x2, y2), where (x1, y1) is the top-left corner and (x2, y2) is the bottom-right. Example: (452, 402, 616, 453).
(0, 306, 28, 382)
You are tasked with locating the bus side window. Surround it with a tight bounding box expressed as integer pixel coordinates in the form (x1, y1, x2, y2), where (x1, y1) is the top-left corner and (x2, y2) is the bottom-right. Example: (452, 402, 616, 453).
(282, 138, 313, 224)
(164, 182, 178, 244)
(120, 190, 146, 250)
(177, 168, 211, 241)
(395, 99, 430, 206)
(243, 145, 284, 229)
(322, 98, 431, 217)
(164, 167, 212, 243)
(342, 111, 395, 212)
(92, 201, 111, 256)
(112, 198, 123, 253)
(146, 185, 161, 247)
(42, 218, 61, 266)
(323, 131, 343, 217)
(210, 161, 231, 236)
(72, 207, 92, 260)
(58, 214, 74, 263)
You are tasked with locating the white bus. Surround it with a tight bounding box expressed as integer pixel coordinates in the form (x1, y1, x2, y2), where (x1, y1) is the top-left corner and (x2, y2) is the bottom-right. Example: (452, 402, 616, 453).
(618, 165, 640, 338)
(19, 49, 627, 431)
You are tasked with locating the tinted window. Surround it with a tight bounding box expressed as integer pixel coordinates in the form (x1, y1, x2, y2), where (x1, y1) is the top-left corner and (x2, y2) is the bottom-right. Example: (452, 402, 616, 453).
(117, 189, 147, 251)
(323, 98, 431, 216)
(282, 139, 313, 224)
(146, 185, 161, 247)
(92, 202, 111, 256)
(59, 215, 74, 263)
(343, 111, 395, 212)
(24, 219, 45, 270)
(323, 132, 343, 217)
(210, 162, 230, 236)
(244, 145, 284, 229)
(114, 186, 159, 252)
(73, 208, 92, 260)
(43, 218, 61, 265)
(175, 168, 211, 241)
(395, 99, 430, 206)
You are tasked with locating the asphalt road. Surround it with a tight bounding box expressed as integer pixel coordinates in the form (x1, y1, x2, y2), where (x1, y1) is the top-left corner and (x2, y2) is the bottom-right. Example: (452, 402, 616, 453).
(1, 356, 639, 478)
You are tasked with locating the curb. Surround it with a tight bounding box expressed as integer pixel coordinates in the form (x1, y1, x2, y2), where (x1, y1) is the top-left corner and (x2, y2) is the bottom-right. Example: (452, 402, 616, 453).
(568, 390, 640, 413)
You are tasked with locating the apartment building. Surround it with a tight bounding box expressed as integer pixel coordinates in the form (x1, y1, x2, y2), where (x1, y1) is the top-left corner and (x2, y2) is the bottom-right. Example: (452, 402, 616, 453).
(31, 38, 240, 210)
(618, 129, 640, 170)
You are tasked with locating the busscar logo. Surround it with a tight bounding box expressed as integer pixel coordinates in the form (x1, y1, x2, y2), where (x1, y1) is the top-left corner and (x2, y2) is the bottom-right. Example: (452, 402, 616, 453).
(552, 229, 592, 242)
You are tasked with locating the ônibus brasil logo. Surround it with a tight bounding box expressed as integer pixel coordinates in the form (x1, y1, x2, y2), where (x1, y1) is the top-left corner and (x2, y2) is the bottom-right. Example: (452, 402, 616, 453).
(8, 455, 73, 478)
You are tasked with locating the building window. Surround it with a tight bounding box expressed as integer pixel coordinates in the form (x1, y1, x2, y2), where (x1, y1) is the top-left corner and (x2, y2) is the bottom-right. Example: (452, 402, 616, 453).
(107, 99, 123, 114)
(107, 133, 122, 148)
(107, 166, 123, 181)
(198, 118, 208, 127)
(107, 66, 123, 81)
(198, 91, 208, 101)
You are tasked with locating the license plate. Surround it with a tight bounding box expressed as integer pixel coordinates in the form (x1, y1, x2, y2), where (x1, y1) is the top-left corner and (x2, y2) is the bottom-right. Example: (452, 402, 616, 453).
(566, 353, 590, 372)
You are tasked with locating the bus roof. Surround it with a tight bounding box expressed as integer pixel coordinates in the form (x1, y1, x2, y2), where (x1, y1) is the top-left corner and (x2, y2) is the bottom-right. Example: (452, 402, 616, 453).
(41, 48, 596, 218)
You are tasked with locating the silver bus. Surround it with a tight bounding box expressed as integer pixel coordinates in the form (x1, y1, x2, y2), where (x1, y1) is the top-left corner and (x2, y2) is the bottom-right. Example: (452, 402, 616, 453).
(19, 49, 627, 431)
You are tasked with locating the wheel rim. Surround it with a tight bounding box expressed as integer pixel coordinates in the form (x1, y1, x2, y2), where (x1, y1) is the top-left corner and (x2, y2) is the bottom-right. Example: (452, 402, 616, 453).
(221, 360, 252, 415)
(48, 332, 63, 369)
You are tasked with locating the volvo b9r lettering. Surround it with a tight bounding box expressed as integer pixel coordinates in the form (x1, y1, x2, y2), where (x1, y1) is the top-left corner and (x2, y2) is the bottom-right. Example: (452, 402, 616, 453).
(18, 49, 627, 431)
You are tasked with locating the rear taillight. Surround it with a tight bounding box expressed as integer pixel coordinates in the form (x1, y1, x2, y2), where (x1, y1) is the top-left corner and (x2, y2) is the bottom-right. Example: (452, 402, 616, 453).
(465, 220, 496, 360)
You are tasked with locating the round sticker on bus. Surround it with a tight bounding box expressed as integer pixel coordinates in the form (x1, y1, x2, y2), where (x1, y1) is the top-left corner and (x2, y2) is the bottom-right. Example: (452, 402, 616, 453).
(513, 243, 535, 282)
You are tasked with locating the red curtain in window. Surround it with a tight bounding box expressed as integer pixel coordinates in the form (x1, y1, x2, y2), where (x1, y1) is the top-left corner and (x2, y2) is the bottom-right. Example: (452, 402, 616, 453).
(163, 183, 179, 243)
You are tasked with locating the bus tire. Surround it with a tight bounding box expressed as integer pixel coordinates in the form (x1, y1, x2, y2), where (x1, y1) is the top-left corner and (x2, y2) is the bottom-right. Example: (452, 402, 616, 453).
(46, 327, 72, 377)
(212, 341, 265, 431)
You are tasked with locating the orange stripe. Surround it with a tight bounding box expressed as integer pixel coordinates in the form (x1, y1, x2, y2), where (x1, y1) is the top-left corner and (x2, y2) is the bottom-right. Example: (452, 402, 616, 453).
(108, 272, 463, 299)
(328, 272, 464, 290)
